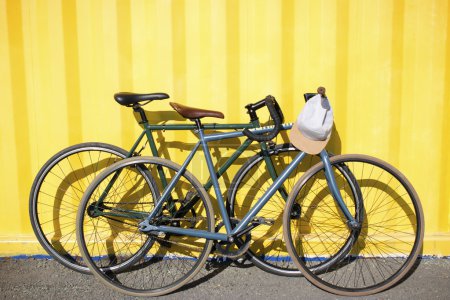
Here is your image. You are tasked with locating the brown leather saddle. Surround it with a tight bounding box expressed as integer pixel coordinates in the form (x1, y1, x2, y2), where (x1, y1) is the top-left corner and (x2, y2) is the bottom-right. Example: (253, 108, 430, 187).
(169, 102, 224, 120)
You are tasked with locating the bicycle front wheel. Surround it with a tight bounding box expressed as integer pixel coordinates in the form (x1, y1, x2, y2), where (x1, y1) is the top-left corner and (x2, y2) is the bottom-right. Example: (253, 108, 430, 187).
(283, 154, 424, 296)
(77, 156, 215, 297)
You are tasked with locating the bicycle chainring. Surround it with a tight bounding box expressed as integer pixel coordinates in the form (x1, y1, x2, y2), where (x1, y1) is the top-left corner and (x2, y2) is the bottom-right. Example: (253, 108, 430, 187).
(214, 219, 251, 259)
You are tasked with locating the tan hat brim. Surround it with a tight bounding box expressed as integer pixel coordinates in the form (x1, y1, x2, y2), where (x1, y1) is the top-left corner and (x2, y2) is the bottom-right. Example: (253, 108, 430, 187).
(289, 124, 330, 155)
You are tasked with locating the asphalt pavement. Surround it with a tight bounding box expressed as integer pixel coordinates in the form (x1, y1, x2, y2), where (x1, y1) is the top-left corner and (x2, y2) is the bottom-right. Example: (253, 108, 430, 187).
(0, 257, 449, 299)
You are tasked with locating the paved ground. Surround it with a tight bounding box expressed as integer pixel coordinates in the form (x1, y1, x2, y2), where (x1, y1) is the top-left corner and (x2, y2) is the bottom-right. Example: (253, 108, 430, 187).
(0, 257, 449, 299)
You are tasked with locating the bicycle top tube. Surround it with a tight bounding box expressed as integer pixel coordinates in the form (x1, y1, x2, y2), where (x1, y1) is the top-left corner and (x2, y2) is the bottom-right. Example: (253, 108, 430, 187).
(145, 122, 292, 132)
(145, 122, 254, 131)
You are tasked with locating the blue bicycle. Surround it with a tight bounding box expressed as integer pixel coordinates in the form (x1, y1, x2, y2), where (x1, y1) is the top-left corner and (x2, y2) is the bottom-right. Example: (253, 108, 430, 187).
(76, 93, 423, 297)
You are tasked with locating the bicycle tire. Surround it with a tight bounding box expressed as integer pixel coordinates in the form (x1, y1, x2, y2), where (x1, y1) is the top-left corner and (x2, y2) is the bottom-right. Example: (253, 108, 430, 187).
(227, 144, 362, 276)
(29, 142, 133, 273)
(77, 156, 215, 297)
(283, 154, 424, 296)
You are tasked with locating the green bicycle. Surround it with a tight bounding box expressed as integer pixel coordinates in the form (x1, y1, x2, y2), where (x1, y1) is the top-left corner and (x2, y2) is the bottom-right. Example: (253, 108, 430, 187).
(30, 92, 338, 276)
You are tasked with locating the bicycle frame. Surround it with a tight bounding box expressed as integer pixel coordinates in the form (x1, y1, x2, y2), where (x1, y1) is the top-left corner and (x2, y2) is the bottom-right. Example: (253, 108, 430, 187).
(138, 119, 357, 242)
(123, 108, 292, 193)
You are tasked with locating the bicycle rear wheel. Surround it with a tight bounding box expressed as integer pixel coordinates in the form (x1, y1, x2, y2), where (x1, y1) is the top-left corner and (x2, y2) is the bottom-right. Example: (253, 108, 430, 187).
(29, 142, 130, 273)
(283, 154, 424, 296)
(228, 144, 362, 276)
(77, 156, 215, 297)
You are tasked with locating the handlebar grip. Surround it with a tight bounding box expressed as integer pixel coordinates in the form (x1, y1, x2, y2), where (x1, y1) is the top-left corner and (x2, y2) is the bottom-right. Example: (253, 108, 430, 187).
(242, 95, 282, 142)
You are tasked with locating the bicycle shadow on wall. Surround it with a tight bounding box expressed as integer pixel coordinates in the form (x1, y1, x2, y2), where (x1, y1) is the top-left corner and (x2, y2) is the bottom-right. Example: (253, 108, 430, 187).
(290, 165, 422, 279)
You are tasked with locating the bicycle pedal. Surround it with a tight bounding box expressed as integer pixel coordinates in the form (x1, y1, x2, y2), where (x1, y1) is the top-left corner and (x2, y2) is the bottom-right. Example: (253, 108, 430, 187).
(253, 217, 275, 226)
(155, 232, 166, 238)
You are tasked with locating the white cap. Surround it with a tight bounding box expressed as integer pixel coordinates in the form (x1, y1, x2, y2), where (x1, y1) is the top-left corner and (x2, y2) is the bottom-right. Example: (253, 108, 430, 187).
(289, 94, 334, 154)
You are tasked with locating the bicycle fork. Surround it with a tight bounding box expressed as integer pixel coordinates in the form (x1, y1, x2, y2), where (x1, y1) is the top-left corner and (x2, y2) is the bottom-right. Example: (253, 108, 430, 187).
(320, 150, 361, 230)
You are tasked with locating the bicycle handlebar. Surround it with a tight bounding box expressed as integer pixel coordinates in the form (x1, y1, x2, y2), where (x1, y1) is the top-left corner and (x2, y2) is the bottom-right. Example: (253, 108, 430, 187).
(242, 95, 283, 142)
(245, 98, 267, 111)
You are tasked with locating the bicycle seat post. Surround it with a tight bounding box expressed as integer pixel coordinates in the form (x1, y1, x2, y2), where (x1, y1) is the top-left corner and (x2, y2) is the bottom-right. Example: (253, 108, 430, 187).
(193, 118, 202, 131)
(133, 104, 149, 124)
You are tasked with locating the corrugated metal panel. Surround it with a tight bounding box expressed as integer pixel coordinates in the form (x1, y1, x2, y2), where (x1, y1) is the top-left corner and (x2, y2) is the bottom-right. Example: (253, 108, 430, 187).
(0, 0, 449, 255)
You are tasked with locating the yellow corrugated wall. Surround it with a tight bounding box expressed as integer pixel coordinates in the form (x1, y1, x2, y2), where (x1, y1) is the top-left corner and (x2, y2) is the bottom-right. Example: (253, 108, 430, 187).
(0, 0, 449, 255)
